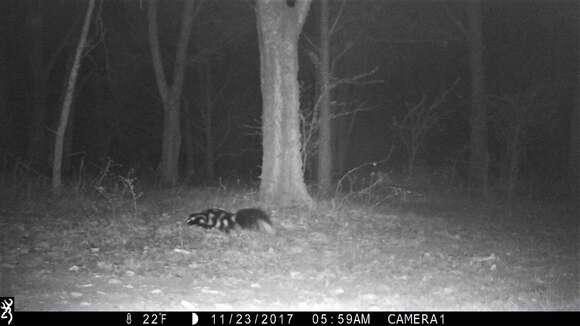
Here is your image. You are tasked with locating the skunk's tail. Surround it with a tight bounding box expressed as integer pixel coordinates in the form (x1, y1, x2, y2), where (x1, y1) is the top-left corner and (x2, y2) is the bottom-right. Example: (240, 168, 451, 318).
(234, 208, 276, 235)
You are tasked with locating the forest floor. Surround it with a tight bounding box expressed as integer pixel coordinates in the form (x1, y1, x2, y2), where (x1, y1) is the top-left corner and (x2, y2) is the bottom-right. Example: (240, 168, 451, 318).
(1, 185, 578, 310)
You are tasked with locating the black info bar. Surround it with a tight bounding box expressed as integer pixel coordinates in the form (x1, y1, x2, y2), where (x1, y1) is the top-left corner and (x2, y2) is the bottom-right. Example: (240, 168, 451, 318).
(6, 311, 579, 326)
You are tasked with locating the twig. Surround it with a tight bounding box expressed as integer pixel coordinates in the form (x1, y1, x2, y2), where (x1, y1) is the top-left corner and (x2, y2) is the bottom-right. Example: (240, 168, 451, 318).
(335, 145, 394, 195)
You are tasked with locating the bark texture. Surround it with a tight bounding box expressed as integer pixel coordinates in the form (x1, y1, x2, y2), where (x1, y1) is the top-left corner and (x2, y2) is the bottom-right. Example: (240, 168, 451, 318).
(257, 0, 313, 206)
(52, 0, 95, 191)
(148, 0, 197, 186)
(317, 0, 332, 197)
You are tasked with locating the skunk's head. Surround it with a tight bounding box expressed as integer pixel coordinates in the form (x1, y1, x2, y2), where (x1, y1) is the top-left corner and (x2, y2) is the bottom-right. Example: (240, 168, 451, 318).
(186, 214, 210, 228)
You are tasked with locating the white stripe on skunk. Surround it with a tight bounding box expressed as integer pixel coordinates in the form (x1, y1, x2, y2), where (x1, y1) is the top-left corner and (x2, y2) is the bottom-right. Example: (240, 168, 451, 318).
(185, 208, 275, 234)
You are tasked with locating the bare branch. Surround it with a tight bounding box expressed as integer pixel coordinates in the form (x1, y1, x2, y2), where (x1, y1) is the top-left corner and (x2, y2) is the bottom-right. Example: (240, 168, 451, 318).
(330, 40, 354, 72)
(329, 0, 347, 36)
(391, 78, 460, 176)
(330, 102, 375, 119)
(444, 2, 468, 40)
(333, 66, 383, 88)
(335, 144, 394, 195)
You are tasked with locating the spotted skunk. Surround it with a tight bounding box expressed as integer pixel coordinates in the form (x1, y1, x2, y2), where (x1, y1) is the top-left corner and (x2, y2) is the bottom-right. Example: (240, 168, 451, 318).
(185, 208, 275, 234)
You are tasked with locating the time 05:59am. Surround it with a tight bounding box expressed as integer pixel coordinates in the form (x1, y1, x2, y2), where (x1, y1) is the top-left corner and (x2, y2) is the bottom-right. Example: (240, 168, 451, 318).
(312, 313, 371, 325)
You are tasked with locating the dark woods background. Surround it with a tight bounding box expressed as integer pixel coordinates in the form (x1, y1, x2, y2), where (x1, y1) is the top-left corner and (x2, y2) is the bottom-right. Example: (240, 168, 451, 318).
(0, 0, 578, 201)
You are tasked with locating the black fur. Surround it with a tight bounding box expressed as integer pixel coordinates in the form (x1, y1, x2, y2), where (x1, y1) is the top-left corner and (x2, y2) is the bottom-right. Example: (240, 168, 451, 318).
(186, 208, 275, 234)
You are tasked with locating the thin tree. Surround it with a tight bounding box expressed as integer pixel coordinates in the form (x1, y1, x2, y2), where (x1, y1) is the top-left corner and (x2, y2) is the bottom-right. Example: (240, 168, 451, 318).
(27, 1, 80, 170)
(488, 85, 554, 202)
(317, 0, 332, 197)
(256, 0, 313, 206)
(572, 85, 580, 202)
(392, 79, 459, 178)
(147, 0, 198, 186)
(467, 0, 489, 196)
(570, 3, 580, 203)
(0, 25, 7, 148)
(52, 0, 95, 191)
(27, 0, 47, 169)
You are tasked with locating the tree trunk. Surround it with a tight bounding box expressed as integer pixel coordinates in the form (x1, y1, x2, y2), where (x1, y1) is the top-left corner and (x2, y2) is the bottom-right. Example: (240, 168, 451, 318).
(63, 100, 75, 174)
(334, 98, 357, 180)
(506, 128, 520, 202)
(204, 60, 215, 180)
(468, 0, 489, 197)
(0, 32, 7, 149)
(256, 0, 313, 207)
(160, 99, 182, 186)
(27, 0, 48, 170)
(317, 0, 332, 197)
(408, 138, 418, 178)
(148, 0, 196, 186)
(572, 89, 580, 202)
(570, 4, 580, 203)
(52, 0, 95, 192)
(183, 98, 195, 181)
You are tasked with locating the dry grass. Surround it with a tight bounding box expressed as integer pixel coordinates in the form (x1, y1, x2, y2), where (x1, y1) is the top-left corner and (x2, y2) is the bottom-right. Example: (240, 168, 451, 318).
(1, 177, 577, 310)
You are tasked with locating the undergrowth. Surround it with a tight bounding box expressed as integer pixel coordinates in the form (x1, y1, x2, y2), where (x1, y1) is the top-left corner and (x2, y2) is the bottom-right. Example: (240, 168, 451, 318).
(1, 170, 577, 310)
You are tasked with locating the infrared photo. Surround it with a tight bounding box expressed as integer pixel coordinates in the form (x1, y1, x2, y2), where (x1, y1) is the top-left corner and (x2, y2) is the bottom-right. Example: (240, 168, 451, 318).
(0, 0, 579, 314)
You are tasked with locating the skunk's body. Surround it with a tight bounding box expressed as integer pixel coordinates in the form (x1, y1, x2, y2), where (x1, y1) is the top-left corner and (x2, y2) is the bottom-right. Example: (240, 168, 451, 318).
(185, 208, 275, 234)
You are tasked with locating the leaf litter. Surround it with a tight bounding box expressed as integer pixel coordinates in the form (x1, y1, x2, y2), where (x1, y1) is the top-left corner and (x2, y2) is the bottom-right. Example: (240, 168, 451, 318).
(2, 189, 578, 310)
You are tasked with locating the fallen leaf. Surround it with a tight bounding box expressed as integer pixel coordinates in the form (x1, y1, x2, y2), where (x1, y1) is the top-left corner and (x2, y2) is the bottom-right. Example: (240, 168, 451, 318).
(181, 300, 197, 310)
(78, 283, 93, 288)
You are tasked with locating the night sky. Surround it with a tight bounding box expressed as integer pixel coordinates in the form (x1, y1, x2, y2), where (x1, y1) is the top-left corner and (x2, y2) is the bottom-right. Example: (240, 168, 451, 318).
(0, 0, 578, 199)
